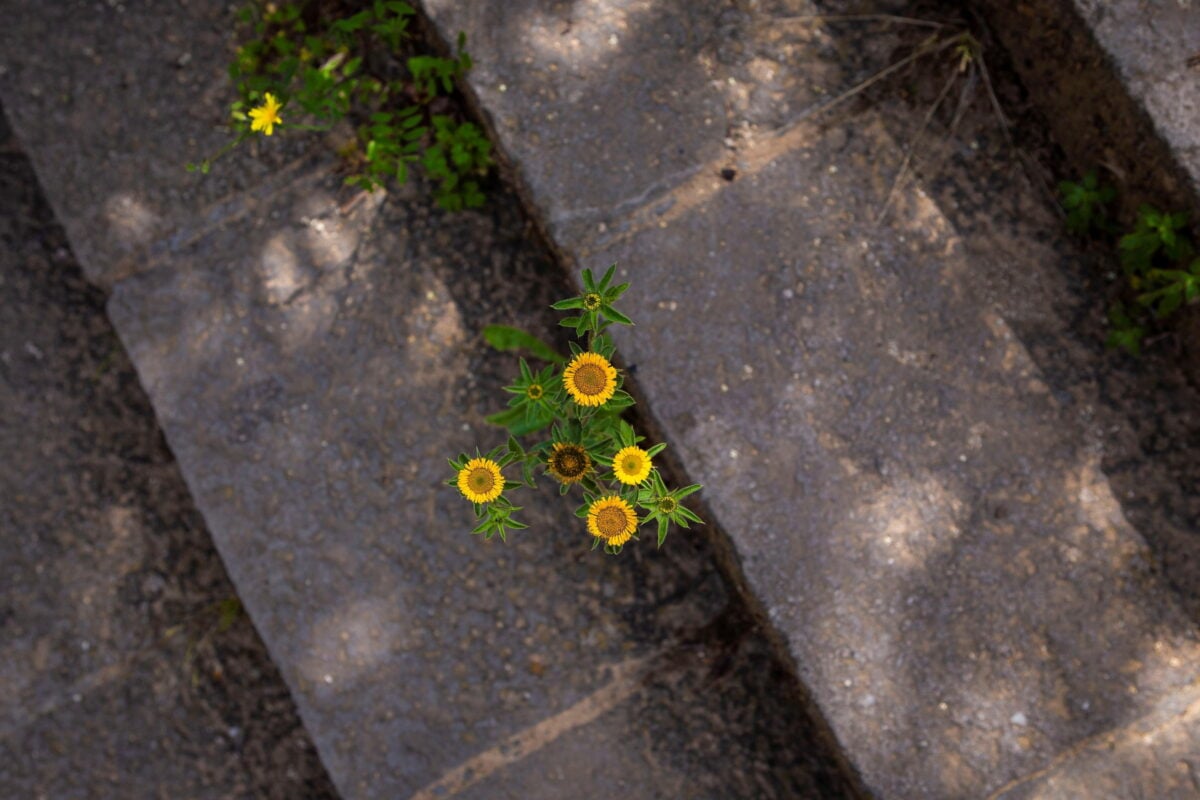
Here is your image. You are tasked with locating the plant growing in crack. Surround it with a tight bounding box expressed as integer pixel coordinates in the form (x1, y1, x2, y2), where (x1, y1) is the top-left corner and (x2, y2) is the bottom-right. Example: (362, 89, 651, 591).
(1058, 173, 1200, 354)
(446, 265, 704, 553)
(188, 0, 491, 210)
(163, 596, 245, 687)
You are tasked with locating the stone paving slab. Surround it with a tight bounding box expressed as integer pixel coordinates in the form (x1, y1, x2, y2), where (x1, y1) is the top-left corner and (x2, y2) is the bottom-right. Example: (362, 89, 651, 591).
(422, 0, 1200, 797)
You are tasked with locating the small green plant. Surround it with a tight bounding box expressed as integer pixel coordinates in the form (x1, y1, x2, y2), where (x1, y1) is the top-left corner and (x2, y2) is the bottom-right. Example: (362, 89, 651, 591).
(1104, 302, 1146, 357)
(163, 596, 245, 686)
(1058, 175, 1199, 354)
(189, 1, 491, 210)
(1118, 206, 1193, 276)
(1135, 256, 1200, 320)
(1058, 171, 1116, 235)
(446, 266, 703, 553)
(1115, 206, 1200, 350)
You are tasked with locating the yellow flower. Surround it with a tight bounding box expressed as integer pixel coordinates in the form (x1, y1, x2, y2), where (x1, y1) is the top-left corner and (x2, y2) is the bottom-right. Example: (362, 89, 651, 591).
(526, 383, 544, 400)
(547, 442, 591, 484)
(248, 93, 284, 136)
(587, 496, 638, 546)
(562, 351, 617, 407)
(457, 457, 504, 503)
(612, 446, 652, 485)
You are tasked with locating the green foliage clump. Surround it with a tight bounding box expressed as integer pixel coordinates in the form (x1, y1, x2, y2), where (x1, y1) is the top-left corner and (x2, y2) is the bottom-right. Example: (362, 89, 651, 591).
(1059, 174, 1200, 354)
(190, 0, 492, 211)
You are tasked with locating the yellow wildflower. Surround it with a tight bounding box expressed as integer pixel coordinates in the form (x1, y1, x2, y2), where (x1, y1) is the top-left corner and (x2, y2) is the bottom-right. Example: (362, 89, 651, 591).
(612, 446, 652, 485)
(587, 496, 638, 546)
(457, 457, 504, 503)
(248, 93, 283, 136)
(562, 351, 617, 407)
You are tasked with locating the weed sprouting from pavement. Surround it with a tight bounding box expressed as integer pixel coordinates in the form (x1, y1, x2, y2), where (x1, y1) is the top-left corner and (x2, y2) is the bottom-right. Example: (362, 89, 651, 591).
(188, 0, 492, 210)
(446, 266, 704, 554)
(1058, 172, 1200, 354)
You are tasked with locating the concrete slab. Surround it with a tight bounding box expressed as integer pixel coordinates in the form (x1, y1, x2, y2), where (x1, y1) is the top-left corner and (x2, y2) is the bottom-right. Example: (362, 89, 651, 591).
(423, 0, 1200, 796)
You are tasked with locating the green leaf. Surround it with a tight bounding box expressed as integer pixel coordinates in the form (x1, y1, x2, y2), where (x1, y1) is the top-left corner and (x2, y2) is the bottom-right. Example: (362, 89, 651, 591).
(508, 406, 555, 437)
(333, 10, 372, 33)
(1158, 285, 1184, 318)
(600, 304, 633, 326)
(597, 263, 617, 291)
(522, 459, 536, 487)
(482, 324, 565, 363)
(485, 406, 525, 427)
(602, 391, 635, 410)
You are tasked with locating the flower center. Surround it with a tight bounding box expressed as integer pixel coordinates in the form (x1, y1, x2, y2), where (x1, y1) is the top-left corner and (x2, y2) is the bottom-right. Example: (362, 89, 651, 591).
(658, 497, 678, 514)
(596, 506, 629, 537)
(622, 455, 643, 473)
(572, 363, 607, 396)
(468, 468, 495, 493)
(583, 293, 602, 310)
(553, 450, 586, 477)
(526, 383, 544, 400)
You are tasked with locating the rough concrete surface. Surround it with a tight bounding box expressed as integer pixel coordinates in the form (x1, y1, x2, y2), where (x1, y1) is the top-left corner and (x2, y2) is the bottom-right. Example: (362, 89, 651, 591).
(422, 0, 1200, 797)
(0, 105, 336, 799)
(0, 1, 861, 797)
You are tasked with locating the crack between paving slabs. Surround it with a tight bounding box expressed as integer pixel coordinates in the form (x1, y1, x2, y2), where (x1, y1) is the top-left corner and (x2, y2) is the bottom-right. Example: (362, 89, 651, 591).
(409, 653, 653, 800)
